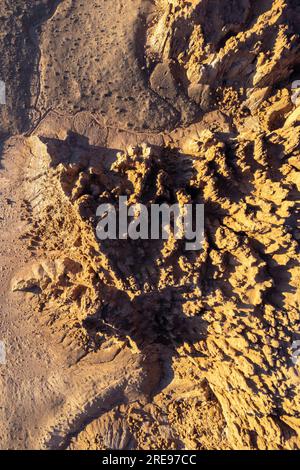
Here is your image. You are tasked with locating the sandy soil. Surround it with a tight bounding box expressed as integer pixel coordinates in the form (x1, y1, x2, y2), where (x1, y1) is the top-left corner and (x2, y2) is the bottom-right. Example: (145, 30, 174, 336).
(0, 0, 300, 450)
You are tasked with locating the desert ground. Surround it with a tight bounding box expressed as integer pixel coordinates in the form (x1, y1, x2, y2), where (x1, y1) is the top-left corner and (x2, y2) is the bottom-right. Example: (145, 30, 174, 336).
(0, 0, 300, 450)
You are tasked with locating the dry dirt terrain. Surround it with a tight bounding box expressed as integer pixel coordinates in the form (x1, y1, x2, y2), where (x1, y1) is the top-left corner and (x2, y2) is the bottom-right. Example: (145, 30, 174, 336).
(0, 0, 300, 450)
